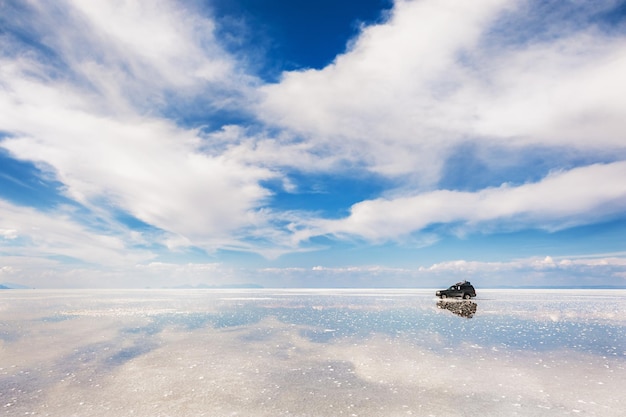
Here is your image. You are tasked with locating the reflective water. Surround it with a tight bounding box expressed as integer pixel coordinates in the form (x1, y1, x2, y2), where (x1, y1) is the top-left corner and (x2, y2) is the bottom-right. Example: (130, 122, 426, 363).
(1, 289, 624, 416)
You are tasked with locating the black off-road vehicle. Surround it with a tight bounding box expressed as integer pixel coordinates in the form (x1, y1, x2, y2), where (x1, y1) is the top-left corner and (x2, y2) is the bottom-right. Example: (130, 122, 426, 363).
(436, 281, 476, 299)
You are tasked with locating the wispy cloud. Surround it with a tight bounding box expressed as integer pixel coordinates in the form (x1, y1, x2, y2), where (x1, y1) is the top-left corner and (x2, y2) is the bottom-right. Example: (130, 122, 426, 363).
(0, 0, 275, 254)
(310, 161, 626, 241)
(0, 199, 153, 266)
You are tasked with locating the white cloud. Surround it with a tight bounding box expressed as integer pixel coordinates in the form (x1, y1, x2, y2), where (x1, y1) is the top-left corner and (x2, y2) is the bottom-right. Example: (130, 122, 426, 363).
(0, 228, 18, 240)
(13, 0, 254, 114)
(0, 95, 274, 250)
(471, 33, 626, 149)
(68, 0, 231, 84)
(0, 199, 153, 266)
(1, 0, 626, 288)
(0, 1, 276, 253)
(251, 254, 626, 288)
(311, 161, 626, 241)
(259, 0, 512, 180)
(412, 254, 625, 278)
(259, 0, 626, 183)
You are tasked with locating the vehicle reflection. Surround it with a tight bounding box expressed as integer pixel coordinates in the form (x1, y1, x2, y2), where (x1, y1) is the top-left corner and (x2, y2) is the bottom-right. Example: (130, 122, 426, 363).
(436, 300, 477, 318)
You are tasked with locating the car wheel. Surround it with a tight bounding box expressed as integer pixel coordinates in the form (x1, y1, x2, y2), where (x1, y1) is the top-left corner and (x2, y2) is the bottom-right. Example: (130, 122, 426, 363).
(441, 294, 447, 299)
(463, 293, 471, 299)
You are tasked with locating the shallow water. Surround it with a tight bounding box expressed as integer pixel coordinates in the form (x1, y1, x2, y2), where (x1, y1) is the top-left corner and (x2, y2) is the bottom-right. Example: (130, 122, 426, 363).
(1, 289, 624, 416)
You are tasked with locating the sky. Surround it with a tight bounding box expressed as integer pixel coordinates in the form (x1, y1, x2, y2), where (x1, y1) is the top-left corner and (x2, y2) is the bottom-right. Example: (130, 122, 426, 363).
(1, 0, 626, 289)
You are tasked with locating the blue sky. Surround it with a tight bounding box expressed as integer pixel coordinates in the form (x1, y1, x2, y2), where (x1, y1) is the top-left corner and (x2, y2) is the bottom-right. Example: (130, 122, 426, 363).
(1, 0, 626, 288)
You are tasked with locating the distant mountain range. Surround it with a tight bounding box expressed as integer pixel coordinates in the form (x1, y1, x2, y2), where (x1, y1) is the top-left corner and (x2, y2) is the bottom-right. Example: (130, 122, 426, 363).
(0, 283, 32, 289)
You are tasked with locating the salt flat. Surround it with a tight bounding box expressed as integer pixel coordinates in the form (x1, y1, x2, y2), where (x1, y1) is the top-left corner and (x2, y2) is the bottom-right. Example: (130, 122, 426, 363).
(1, 289, 624, 416)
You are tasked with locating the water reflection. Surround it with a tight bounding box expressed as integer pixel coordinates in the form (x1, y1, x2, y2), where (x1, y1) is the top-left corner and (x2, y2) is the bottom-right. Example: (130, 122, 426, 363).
(436, 299, 477, 318)
(0, 289, 624, 417)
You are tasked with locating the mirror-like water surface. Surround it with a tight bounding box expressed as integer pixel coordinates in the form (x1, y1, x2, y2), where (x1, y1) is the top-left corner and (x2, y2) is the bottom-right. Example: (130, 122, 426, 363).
(1, 289, 624, 416)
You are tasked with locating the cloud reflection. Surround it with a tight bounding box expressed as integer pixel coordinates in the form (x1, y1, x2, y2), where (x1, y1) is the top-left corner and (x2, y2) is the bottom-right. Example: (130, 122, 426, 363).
(0, 289, 624, 416)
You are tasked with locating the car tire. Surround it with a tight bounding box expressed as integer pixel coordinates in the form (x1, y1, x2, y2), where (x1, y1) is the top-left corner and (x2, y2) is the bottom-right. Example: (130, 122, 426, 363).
(441, 294, 447, 299)
(463, 293, 471, 299)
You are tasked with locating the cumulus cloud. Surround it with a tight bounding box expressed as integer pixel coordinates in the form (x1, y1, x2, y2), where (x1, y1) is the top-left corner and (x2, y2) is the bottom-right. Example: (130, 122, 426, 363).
(258, 0, 508, 180)
(259, 0, 626, 182)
